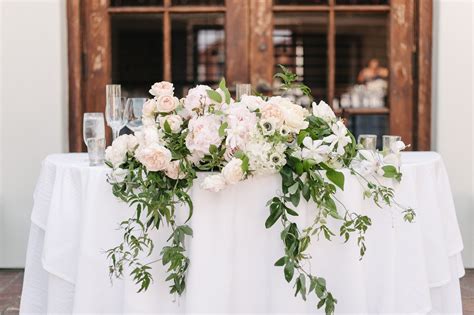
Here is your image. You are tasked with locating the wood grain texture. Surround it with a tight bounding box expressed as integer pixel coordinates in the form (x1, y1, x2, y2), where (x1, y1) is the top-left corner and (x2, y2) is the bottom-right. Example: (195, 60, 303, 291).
(108, 6, 225, 14)
(389, 0, 415, 147)
(225, 0, 250, 86)
(67, 0, 84, 152)
(84, 0, 112, 144)
(416, 0, 432, 150)
(249, 0, 274, 91)
(163, 0, 171, 81)
(327, 0, 335, 106)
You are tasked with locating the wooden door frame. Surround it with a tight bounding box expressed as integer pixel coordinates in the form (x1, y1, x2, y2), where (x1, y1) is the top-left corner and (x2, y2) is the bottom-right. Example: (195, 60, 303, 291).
(67, 0, 433, 152)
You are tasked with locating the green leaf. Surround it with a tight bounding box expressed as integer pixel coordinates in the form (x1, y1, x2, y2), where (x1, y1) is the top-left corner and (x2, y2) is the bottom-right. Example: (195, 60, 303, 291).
(265, 204, 284, 228)
(207, 89, 222, 103)
(326, 169, 345, 190)
(163, 120, 172, 133)
(219, 78, 231, 104)
(218, 122, 228, 137)
(274, 256, 286, 266)
(180, 225, 193, 236)
(284, 260, 294, 282)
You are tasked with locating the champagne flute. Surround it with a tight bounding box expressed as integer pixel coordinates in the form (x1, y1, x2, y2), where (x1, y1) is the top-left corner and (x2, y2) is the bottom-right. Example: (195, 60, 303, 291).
(126, 98, 147, 132)
(106, 96, 128, 141)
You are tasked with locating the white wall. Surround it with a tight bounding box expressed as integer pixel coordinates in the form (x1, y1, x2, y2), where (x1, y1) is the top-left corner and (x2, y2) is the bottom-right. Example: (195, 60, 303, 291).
(0, 0, 472, 269)
(433, 0, 474, 267)
(0, 0, 68, 267)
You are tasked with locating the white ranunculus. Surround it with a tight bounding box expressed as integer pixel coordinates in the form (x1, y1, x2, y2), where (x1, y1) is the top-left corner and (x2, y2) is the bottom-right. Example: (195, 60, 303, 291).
(142, 99, 157, 117)
(312, 100, 336, 122)
(184, 85, 212, 115)
(159, 114, 183, 133)
(165, 160, 186, 180)
(185, 115, 223, 156)
(156, 95, 179, 113)
(149, 81, 174, 97)
(201, 174, 226, 192)
(240, 95, 266, 111)
(222, 158, 244, 185)
(108, 168, 128, 183)
(269, 96, 309, 132)
(135, 143, 172, 172)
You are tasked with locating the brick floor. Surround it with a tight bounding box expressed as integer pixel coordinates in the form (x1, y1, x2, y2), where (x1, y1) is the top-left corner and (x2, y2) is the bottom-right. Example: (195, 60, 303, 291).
(1, 269, 473, 314)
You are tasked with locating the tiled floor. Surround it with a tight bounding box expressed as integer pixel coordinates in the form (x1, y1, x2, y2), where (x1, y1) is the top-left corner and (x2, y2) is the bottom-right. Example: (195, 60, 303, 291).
(0, 269, 473, 314)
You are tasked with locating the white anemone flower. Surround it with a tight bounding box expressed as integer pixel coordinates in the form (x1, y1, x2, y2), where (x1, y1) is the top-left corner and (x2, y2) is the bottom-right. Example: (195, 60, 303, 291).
(323, 120, 352, 156)
(301, 137, 330, 163)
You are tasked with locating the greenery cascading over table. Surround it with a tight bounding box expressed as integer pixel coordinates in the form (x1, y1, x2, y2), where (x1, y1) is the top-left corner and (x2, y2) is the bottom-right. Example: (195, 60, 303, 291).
(104, 67, 415, 314)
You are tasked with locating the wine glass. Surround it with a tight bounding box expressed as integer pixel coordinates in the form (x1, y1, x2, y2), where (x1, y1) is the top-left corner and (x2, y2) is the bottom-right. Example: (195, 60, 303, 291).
(83, 113, 105, 147)
(106, 96, 128, 141)
(126, 98, 147, 132)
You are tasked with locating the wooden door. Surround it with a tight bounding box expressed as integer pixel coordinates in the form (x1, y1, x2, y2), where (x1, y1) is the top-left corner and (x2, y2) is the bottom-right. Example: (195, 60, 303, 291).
(68, 0, 432, 152)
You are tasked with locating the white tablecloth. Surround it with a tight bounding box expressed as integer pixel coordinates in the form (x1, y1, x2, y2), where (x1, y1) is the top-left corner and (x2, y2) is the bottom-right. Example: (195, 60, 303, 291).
(20, 152, 464, 314)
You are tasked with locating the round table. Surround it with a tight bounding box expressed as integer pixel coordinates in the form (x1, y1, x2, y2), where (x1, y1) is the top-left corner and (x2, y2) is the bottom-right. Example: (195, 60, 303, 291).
(20, 152, 464, 314)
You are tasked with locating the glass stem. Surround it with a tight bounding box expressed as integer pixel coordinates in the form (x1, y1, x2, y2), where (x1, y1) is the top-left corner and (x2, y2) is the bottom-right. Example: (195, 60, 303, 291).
(112, 129, 120, 141)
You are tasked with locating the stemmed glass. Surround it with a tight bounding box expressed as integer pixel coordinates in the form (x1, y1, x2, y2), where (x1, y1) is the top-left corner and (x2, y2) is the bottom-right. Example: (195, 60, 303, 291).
(358, 134, 377, 151)
(106, 96, 128, 141)
(126, 98, 147, 132)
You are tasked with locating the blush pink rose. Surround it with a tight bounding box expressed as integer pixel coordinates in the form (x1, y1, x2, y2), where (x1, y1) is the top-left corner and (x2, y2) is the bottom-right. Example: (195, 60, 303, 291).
(135, 143, 172, 172)
(149, 81, 174, 97)
(156, 95, 179, 113)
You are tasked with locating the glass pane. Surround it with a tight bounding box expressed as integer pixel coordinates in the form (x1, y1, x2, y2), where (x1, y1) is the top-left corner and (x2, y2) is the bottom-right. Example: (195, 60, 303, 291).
(348, 115, 388, 149)
(335, 13, 388, 105)
(273, 13, 328, 106)
(171, 13, 225, 97)
(336, 0, 389, 4)
(110, 0, 163, 6)
(111, 15, 163, 97)
(335, 13, 389, 145)
(274, 0, 328, 5)
(171, 0, 224, 5)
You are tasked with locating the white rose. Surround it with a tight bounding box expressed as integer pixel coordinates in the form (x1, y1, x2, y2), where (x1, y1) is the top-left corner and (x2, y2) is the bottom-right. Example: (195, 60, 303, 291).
(108, 168, 128, 183)
(105, 146, 126, 168)
(225, 104, 257, 149)
(270, 96, 309, 132)
(312, 100, 336, 122)
(135, 143, 172, 172)
(165, 160, 186, 180)
(159, 114, 183, 133)
(135, 126, 160, 147)
(201, 174, 226, 192)
(240, 95, 266, 112)
(222, 158, 244, 185)
(149, 81, 174, 97)
(156, 95, 179, 113)
(185, 115, 223, 156)
(184, 85, 212, 115)
(143, 99, 157, 117)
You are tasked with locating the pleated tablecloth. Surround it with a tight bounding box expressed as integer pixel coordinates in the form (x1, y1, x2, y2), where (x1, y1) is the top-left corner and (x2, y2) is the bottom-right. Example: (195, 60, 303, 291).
(20, 152, 464, 314)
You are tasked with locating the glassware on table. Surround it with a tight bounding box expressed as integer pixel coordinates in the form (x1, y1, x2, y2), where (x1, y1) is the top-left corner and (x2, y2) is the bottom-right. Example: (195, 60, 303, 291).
(106, 96, 128, 141)
(236, 83, 252, 101)
(126, 97, 147, 132)
(83, 113, 105, 147)
(86, 138, 105, 166)
(358, 134, 377, 151)
(382, 135, 402, 167)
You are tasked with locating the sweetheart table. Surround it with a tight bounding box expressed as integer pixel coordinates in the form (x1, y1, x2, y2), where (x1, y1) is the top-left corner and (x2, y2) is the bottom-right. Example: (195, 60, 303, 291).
(20, 152, 464, 314)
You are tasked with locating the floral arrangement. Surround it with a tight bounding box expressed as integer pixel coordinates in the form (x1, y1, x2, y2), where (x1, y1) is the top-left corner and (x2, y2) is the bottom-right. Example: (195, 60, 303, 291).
(104, 67, 415, 314)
